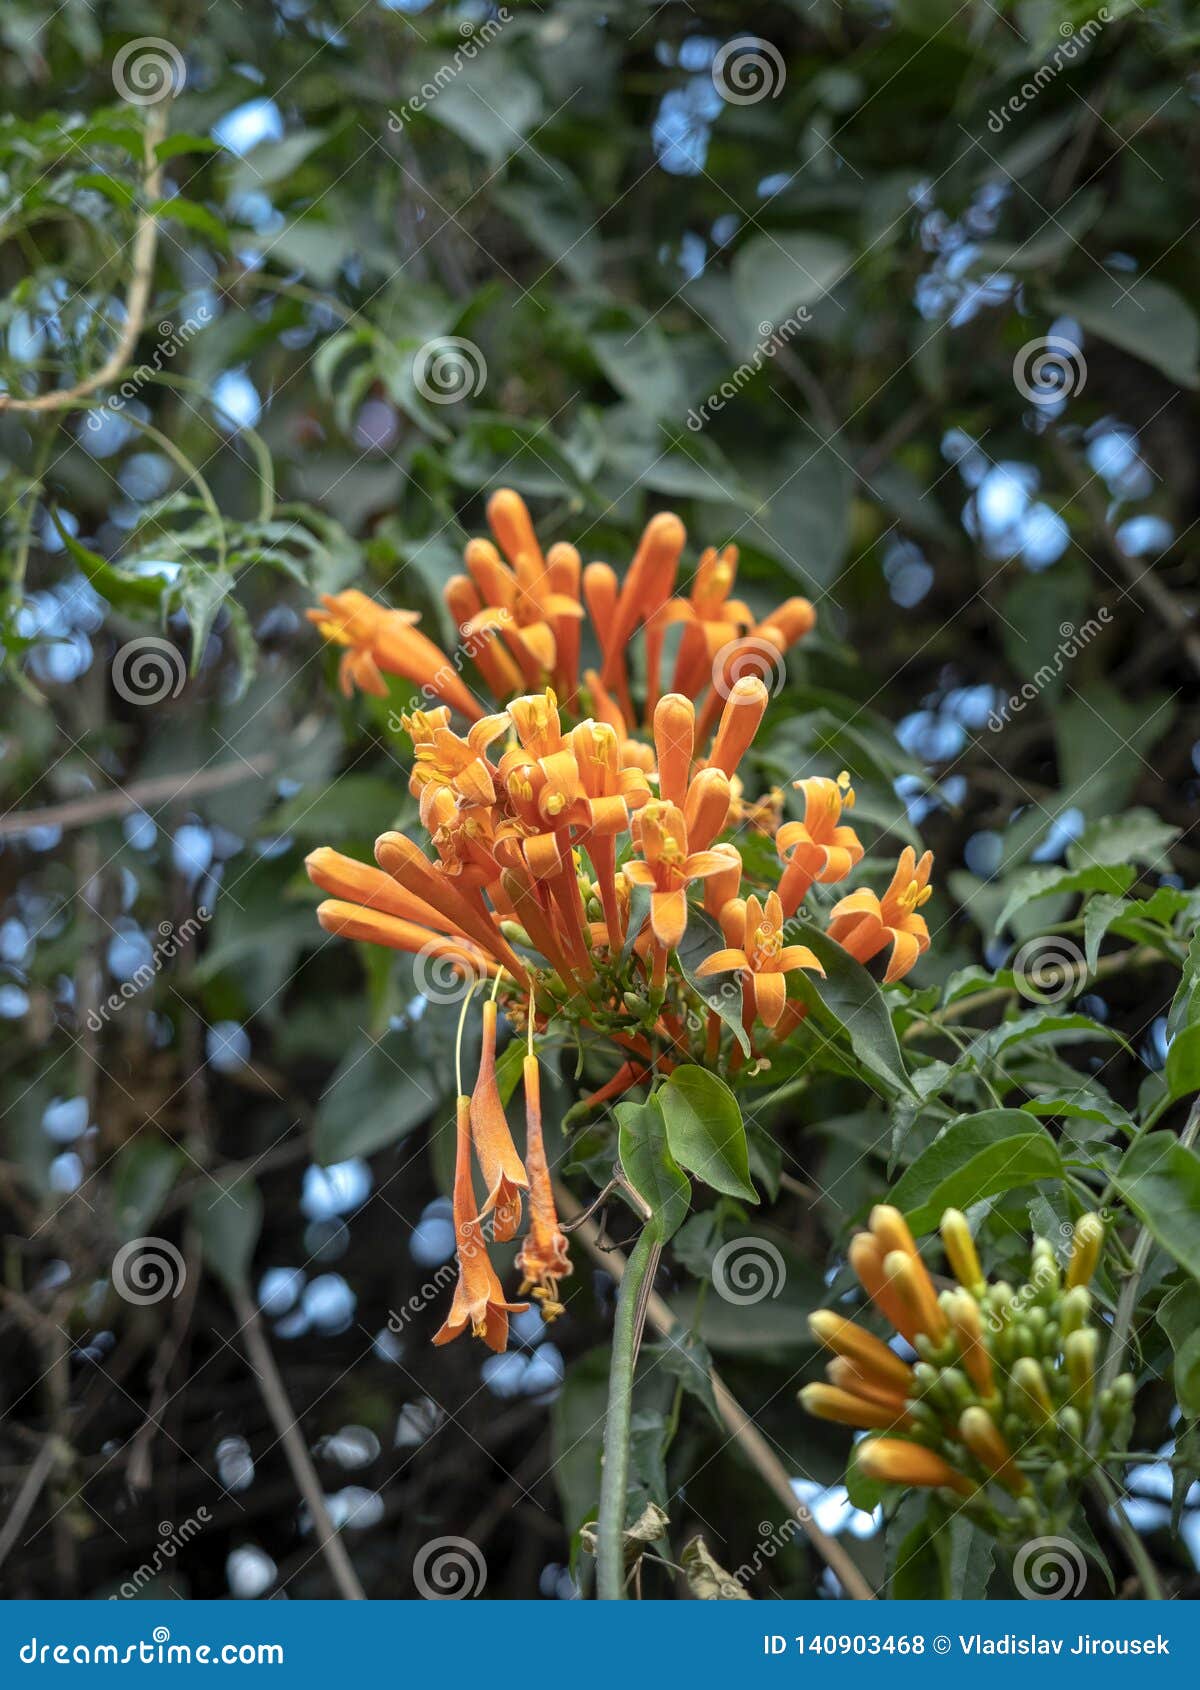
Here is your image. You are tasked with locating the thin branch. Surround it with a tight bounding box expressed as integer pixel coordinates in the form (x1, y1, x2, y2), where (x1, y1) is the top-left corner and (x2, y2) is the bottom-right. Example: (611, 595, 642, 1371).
(229, 1285, 366, 1601)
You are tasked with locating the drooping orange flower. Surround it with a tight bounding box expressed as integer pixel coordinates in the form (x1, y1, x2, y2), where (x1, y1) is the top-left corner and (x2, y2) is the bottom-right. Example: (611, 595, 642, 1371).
(775, 771, 864, 915)
(826, 846, 933, 983)
(434, 1095, 528, 1353)
(307, 590, 482, 720)
(514, 1041, 571, 1320)
(696, 890, 823, 1031)
(470, 997, 529, 1243)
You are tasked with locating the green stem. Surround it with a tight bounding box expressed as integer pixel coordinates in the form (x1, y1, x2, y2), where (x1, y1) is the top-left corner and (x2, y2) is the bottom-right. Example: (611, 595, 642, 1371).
(595, 1226, 658, 1601)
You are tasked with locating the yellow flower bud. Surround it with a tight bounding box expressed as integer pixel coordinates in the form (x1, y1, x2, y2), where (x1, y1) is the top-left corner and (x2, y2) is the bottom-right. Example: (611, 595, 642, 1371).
(799, 1383, 910, 1431)
(1065, 1327, 1097, 1412)
(1012, 1357, 1054, 1425)
(940, 1208, 985, 1295)
(1066, 1212, 1105, 1289)
(884, 1249, 949, 1345)
(958, 1406, 1029, 1495)
(807, 1310, 915, 1395)
(946, 1289, 994, 1397)
(856, 1438, 973, 1496)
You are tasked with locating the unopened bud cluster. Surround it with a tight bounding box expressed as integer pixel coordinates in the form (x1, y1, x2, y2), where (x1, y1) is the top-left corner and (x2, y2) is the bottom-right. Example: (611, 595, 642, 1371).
(802, 1206, 1133, 1535)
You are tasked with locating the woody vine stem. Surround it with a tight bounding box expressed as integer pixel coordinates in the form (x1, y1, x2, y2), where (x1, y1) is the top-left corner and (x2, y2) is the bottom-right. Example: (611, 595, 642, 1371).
(596, 1227, 660, 1600)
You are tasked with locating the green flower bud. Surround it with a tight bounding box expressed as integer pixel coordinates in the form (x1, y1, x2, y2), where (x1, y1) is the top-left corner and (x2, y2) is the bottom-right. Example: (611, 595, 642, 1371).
(1064, 1328, 1097, 1412)
(1012, 1357, 1054, 1426)
(1059, 1286, 1091, 1337)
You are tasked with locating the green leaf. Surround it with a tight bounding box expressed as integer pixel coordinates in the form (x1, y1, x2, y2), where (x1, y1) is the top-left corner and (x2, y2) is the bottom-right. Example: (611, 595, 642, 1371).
(994, 863, 1134, 934)
(1084, 893, 1128, 973)
(1114, 1133, 1200, 1281)
(191, 1174, 262, 1295)
(732, 231, 853, 327)
(616, 1094, 690, 1243)
(314, 1029, 438, 1162)
(890, 1110, 1063, 1233)
(787, 917, 915, 1098)
(645, 1332, 721, 1428)
(53, 513, 163, 611)
(112, 1136, 184, 1239)
(1166, 1024, 1200, 1103)
(657, 1067, 757, 1203)
(1157, 1280, 1200, 1417)
(1048, 273, 1200, 387)
(1168, 930, 1200, 1040)
(1068, 809, 1180, 871)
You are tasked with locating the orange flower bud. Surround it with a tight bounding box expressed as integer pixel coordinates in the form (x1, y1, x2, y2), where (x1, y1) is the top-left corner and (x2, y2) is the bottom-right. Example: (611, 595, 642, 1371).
(856, 1439, 973, 1496)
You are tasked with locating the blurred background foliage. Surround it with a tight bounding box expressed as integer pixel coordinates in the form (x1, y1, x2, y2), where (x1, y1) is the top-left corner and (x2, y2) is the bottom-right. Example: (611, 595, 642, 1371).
(1, 0, 1198, 1600)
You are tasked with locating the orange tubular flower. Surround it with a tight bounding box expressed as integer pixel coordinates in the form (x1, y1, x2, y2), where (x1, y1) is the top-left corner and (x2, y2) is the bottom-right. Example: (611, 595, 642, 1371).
(306, 846, 469, 938)
(469, 998, 529, 1243)
(775, 772, 864, 916)
(826, 846, 934, 983)
(314, 901, 495, 977)
(626, 800, 732, 957)
(514, 1042, 571, 1320)
(697, 890, 823, 1031)
(435, 1096, 529, 1353)
(703, 676, 769, 780)
(651, 545, 751, 706)
(598, 511, 686, 720)
(307, 589, 482, 720)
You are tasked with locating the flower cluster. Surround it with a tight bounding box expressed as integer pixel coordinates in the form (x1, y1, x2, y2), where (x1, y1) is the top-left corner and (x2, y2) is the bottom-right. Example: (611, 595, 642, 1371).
(305, 494, 942, 1346)
(306, 490, 936, 1092)
(802, 1207, 1133, 1534)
